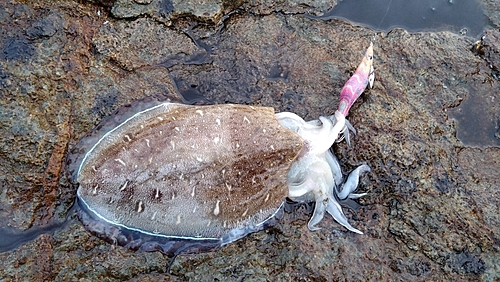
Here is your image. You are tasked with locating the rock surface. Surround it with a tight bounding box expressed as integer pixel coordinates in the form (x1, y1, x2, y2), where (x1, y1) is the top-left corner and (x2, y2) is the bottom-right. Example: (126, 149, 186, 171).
(0, 0, 499, 280)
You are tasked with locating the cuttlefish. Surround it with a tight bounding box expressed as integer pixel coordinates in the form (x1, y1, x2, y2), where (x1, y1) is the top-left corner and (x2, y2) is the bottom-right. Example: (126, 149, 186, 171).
(67, 43, 375, 257)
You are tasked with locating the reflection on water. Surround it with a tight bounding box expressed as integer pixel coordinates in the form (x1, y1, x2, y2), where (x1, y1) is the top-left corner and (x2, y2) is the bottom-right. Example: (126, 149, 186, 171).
(312, 0, 491, 37)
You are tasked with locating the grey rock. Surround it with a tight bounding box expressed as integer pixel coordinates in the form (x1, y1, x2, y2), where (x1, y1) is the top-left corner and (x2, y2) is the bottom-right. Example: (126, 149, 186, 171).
(92, 17, 198, 70)
(0, 0, 499, 281)
(112, 0, 224, 23)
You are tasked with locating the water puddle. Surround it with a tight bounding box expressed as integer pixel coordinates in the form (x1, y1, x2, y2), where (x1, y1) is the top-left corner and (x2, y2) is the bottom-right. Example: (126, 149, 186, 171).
(447, 82, 500, 148)
(309, 0, 491, 37)
(0, 217, 73, 253)
(0, 199, 77, 253)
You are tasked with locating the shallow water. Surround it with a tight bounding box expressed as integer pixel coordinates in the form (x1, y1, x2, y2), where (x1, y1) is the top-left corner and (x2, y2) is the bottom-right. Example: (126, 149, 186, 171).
(314, 0, 491, 37)
(447, 83, 500, 148)
(0, 218, 72, 253)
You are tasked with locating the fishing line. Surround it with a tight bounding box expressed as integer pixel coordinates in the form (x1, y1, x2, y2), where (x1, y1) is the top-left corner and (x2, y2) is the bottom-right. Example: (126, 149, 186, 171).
(377, 0, 393, 29)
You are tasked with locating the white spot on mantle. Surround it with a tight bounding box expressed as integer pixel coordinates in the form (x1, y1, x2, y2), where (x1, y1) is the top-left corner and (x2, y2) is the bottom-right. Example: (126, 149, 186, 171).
(213, 200, 220, 216)
(136, 200, 144, 213)
(115, 158, 126, 166)
(120, 181, 128, 191)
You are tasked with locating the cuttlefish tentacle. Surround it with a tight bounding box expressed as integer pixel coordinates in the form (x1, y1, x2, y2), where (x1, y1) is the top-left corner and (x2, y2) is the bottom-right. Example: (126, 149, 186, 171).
(325, 150, 342, 186)
(287, 157, 334, 231)
(326, 197, 363, 234)
(301, 160, 333, 230)
(336, 164, 371, 200)
(336, 119, 356, 147)
(308, 196, 328, 231)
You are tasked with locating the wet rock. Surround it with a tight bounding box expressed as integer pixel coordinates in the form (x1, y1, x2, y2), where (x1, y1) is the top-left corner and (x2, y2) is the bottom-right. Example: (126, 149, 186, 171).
(26, 12, 64, 39)
(111, 0, 224, 23)
(111, 0, 163, 19)
(482, 0, 500, 27)
(87, 0, 116, 8)
(172, 0, 223, 20)
(92, 17, 198, 70)
(242, 0, 337, 16)
(1, 36, 35, 61)
(446, 251, 486, 275)
(11, 3, 35, 20)
(447, 32, 500, 147)
(480, 29, 500, 77)
(1, 0, 500, 281)
(0, 0, 106, 234)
